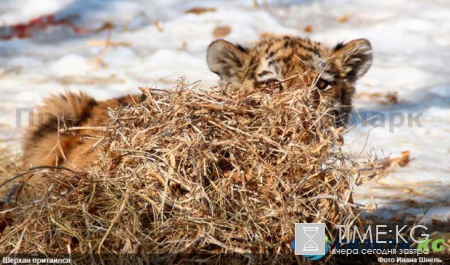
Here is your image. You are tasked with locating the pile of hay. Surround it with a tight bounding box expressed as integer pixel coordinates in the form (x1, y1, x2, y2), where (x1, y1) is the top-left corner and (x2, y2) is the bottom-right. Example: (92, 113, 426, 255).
(0, 80, 386, 263)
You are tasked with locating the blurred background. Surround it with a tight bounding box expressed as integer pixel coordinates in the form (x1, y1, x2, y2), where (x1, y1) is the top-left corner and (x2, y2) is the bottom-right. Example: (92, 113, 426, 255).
(1, 0, 449, 225)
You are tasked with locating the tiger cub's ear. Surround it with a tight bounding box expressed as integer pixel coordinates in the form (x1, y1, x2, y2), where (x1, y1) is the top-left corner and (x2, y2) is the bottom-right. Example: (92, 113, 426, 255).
(206, 39, 250, 84)
(333, 39, 373, 82)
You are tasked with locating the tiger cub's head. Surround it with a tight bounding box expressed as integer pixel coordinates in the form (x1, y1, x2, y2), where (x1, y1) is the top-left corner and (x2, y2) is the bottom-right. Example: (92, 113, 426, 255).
(206, 35, 372, 126)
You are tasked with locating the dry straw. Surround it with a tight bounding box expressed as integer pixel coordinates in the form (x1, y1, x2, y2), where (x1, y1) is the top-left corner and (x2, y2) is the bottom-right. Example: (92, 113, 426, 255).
(0, 79, 386, 264)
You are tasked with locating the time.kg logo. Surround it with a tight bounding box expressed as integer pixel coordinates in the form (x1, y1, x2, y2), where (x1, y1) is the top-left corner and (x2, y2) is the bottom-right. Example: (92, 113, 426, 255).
(291, 223, 331, 260)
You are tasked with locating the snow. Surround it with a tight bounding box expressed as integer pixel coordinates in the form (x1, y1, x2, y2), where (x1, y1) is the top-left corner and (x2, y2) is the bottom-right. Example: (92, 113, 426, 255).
(1, 0, 449, 223)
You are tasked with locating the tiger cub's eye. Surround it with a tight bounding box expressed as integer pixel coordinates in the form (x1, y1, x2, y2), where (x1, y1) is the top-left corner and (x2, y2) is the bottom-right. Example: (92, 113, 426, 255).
(264, 79, 281, 90)
(316, 78, 330, 91)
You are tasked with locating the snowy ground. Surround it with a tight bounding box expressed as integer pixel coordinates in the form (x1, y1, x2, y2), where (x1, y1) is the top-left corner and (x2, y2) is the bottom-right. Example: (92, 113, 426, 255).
(1, 0, 449, 225)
